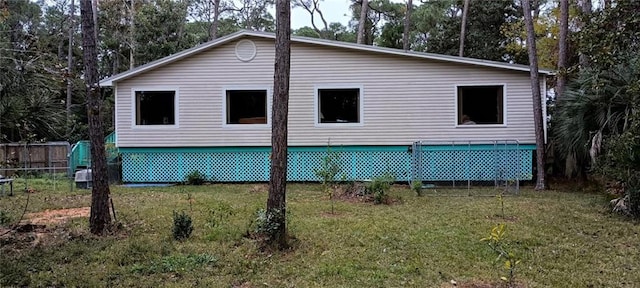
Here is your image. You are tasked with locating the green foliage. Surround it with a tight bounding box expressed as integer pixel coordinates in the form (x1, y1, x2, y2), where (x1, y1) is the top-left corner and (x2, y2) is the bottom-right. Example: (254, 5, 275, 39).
(250, 208, 286, 239)
(0, 209, 12, 225)
(424, 0, 525, 63)
(314, 142, 344, 213)
(185, 170, 206, 185)
(496, 192, 505, 218)
(411, 180, 423, 197)
(172, 211, 194, 241)
(481, 224, 521, 287)
(206, 201, 235, 230)
(554, 55, 640, 178)
(579, 0, 640, 70)
(367, 173, 395, 204)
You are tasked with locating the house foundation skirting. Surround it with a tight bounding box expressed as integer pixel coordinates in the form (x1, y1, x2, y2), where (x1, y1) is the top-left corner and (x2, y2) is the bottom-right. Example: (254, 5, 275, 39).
(118, 145, 534, 183)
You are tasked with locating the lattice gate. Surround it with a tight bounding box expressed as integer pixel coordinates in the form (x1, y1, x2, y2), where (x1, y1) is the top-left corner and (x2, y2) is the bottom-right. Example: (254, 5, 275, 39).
(410, 141, 533, 193)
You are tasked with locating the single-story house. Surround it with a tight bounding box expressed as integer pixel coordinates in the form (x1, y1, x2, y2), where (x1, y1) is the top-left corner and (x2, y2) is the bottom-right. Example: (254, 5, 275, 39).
(99, 30, 551, 183)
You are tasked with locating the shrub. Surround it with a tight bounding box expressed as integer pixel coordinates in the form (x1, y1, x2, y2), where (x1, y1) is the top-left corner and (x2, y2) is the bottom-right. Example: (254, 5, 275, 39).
(481, 224, 521, 287)
(206, 201, 235, 229)
(367, 173, 395, 204)
(314, 141, 345, 214)
(411, 180, 423, 196)
(0, 209, 12, 225)
(172, 211, 194, 241)
(185, 170, 206, 185)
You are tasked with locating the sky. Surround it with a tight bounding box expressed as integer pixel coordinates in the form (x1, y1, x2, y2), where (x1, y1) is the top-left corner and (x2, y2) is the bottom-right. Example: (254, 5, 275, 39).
(290, 0, 353, 29)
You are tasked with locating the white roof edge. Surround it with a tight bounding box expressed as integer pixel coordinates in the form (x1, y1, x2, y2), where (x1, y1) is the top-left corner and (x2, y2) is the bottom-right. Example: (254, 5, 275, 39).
(99, 30, 553, 87)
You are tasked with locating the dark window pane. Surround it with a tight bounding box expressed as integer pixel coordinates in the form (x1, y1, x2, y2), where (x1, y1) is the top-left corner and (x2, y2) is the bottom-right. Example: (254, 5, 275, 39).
(457, 86, 503, 125)
(136, 91, 175, 125)
(227, 90, 267, 124)
(318, 88, 360, 123)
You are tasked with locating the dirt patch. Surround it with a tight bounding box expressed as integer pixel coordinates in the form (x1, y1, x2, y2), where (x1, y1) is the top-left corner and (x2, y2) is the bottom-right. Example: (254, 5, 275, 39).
(485, 214, 519, 223)
(249, 184, 268, 193)
(26, 207, 90, 225)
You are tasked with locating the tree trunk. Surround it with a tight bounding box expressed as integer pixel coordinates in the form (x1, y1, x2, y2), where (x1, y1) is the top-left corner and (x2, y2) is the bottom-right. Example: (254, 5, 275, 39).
(556, 0, 568, 100)
(578, 0, 591, 68)
(357, 0, 368, 44)
(522, 0, 547, 190)
(267, 0, 291, 250)
(458, 0, 470, 57)
(91, 0, 98, 41)
(129, 0, 135, 69)
(402, 0, 412, 51)
(81, 0, 113, 234)
(66, 0, 74, 123)
(210, 0, 221, 40)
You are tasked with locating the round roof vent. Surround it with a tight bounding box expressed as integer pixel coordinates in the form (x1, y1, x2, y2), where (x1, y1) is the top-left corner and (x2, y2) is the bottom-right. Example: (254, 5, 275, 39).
(235, 39, 257, 62)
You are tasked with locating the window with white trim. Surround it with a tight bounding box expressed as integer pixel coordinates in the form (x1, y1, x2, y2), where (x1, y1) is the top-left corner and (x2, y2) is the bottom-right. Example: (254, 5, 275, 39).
(135, 90, 175, 125)
(226, 90, 268, 124)
(317, 88, 361, 124)
(457, 85, 504, 125)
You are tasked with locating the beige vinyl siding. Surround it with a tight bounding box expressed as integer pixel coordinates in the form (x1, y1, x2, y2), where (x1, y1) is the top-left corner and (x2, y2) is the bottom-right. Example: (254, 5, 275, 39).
(115, 36, 539, 147)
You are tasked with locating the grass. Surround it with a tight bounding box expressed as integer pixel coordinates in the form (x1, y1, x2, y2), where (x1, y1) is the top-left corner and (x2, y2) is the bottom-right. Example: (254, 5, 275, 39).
(1, 178, 639, 287)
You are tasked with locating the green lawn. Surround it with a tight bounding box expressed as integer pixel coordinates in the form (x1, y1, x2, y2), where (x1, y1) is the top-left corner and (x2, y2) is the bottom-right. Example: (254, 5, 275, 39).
(1, 178, 638, 287)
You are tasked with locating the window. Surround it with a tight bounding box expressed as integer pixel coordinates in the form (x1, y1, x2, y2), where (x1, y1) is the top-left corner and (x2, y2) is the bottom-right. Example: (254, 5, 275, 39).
(457, 85, 504, 125)
(317, 88, 361, 124)
(135, 90, 175, 125)
(226, 90, 267, 124)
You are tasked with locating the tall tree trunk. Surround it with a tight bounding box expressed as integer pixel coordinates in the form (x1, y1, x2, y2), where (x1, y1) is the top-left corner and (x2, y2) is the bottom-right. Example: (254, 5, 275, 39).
(556, 0, 568, 100)
(92, 0, 98, 41)
(357, 0, 368, 44)
(81, 0, 113, 234)
(578, 0, 591, 68)
(129, 0, 135, 69)
(210, 0, 221, 40)
(458, 0, 470, 57)
(402, 0, 412, 51)
(267, 0, 291, 250)
(66, 0, 74, 123)
(522, 0, 547, 190)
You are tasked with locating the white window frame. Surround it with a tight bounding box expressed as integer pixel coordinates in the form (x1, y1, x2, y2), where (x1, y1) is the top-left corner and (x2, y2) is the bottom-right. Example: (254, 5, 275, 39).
(222, 86, 272, 129)
(454, 83, 507, 128)
(314, 84, 364, 127)
(131, 87, 179, 129)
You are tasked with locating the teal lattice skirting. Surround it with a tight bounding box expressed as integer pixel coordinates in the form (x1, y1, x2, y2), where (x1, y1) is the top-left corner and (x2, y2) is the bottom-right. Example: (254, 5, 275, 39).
(119, 144, 535, 183)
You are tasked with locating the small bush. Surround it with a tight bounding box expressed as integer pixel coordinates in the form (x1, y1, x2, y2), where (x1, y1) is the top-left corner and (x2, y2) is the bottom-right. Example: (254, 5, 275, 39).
(172, 211, 194, 241)
(411, 180, 423, 196)
(0, 209, 12, 225)
(185, 170, 206, 185)
(367, 173, 395, 204)
(206, 201, 235, 229)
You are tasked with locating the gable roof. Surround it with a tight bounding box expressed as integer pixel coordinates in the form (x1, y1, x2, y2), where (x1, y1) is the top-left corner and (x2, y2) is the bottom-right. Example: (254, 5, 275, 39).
(99, 30, 553, 87)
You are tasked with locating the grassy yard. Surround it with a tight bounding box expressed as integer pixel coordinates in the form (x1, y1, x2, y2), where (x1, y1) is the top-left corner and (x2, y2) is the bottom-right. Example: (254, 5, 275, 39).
(0, 178, 638, 287)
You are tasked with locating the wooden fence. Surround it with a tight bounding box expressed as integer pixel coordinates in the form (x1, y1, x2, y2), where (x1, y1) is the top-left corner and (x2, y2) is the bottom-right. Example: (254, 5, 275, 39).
(0, 142, 70, 176)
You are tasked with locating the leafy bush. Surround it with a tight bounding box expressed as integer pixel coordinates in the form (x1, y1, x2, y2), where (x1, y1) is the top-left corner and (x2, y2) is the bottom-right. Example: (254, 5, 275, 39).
(185, 170, 206, 185)
(0, 209, 12, 225)
(481, 224, 521, 287)
(172, 211, 194, 241)
(251, 208, 284, 236)
(367, 173, 395, 204)
(314, 141, 345, 214)
(206, 201, 235, 229)
(411, 180, 423, 197)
